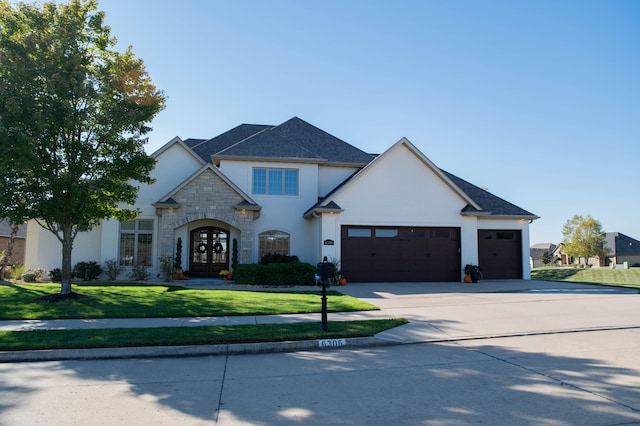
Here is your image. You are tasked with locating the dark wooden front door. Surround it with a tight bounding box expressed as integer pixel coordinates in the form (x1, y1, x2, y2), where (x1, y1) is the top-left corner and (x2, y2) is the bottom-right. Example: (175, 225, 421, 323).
(190, 227, 229, 278)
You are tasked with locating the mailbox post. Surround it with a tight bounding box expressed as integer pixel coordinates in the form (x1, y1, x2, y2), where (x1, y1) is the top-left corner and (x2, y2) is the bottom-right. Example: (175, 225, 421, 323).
(316, 258, 335, 332)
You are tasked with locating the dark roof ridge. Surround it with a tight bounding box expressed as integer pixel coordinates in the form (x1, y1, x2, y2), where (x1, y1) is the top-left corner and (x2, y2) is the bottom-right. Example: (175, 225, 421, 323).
(215, 125, 275, 156)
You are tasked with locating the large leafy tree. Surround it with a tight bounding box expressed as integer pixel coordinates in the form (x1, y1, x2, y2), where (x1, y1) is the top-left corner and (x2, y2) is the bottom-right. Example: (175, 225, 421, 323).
(561, 214, 608, 265)
(0, 0, 165, 294)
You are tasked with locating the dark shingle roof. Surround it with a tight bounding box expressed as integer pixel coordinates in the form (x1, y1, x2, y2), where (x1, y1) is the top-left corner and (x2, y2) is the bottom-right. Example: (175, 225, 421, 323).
(605, 232, 640, 256)
(0, 220, 26, 238)
(215, 117, 374, 164)
(442, 170, 537, 218)
(188, 124, 273, 163)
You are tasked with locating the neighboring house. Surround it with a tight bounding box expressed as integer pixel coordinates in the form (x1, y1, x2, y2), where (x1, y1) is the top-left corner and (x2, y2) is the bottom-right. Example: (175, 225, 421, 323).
(0, 220, 27, 265)
(530, 243, 557, 268)
(25, 117, 538, 282)
(554, 232, 640, 268)
(603, 232, 640, 267)
(552, 243, 569, 265)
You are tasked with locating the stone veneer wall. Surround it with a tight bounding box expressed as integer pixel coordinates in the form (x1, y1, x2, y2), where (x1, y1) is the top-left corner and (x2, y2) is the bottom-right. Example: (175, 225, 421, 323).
(157, 169, 255, 265)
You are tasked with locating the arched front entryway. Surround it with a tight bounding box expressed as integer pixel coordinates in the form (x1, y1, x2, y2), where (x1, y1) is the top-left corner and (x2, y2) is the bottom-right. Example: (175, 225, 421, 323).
(190, 227, 229, 278)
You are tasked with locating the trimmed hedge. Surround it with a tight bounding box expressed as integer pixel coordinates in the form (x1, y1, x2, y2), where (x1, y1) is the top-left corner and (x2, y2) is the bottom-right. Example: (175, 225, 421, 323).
(234, 262, 316, 286)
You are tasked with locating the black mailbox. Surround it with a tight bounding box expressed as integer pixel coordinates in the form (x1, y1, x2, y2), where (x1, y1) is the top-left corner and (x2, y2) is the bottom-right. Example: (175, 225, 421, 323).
(316, 260, 335, 332)
(316, 262, 335, 284)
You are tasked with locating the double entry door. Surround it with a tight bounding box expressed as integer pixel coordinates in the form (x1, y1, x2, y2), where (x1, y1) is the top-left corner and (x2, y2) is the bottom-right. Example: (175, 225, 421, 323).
(190, 227, 229, 278)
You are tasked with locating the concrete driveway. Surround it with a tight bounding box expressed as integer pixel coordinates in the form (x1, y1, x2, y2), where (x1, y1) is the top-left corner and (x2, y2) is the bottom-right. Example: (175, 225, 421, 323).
(337, 279, 640, 343)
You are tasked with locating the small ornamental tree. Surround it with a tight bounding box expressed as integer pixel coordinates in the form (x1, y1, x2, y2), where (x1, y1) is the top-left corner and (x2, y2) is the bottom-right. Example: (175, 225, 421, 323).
(0, 0, 165, 295)
(540, 250, 552, 266)
(231, 238, 238, 270)
(562, 214, 609, 265)
(174, 237, 183, 270)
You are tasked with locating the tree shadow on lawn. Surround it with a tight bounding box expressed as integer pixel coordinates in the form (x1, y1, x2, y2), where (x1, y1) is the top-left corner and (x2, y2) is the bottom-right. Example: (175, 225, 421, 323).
(532, 268, 581, 281)
(2, 326, 639, 425)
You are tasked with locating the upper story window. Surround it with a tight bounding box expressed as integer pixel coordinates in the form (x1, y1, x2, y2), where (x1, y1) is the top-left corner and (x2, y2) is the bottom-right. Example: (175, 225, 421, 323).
(253, 168, 298, 195)
(119, 219, 153, 267)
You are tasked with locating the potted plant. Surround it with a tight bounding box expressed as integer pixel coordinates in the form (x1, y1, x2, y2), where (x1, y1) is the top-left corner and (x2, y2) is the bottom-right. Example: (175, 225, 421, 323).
(219, 269, 230, 280)
(330, 257, 347, 285)
(173, 238, 183, 279)
(464, 264, 481, 283)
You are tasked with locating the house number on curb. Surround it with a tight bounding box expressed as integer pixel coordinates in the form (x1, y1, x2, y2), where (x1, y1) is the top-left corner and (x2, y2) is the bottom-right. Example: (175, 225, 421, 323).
(318, 338, 347, 347)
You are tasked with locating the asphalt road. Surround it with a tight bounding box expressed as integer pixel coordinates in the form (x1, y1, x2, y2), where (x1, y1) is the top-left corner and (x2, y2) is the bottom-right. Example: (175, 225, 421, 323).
(1, 328, 639, 425)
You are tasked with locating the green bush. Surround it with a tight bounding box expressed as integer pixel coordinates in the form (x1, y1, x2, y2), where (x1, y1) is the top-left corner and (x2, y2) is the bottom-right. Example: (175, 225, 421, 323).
(234, 262, 316, 286)
(128, 265, 150, 281)
(260, 254, 300, 264)
(21, 272, 37, 282)
(22, 268, 43, 282)
(49, 268, 62, 282)
(72, 261, 103, 281)
(4, 264, 24, 280)
(104, 259, 124, 281)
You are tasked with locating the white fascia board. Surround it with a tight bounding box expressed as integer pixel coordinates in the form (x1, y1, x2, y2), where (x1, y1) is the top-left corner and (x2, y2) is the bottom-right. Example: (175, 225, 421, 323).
(150, 136, 207, 166)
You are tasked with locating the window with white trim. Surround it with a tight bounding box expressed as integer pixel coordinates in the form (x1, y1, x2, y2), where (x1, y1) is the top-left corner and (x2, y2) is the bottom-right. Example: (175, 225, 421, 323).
(253, 168, 298, 195)
(259, 230, 290, 258)
(119, 219, 153, 266)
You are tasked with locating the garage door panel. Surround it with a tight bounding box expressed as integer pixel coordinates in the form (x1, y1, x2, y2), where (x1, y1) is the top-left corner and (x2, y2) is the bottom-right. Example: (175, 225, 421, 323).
(341, 226, 460, 282)
(478, 230, 522, 279)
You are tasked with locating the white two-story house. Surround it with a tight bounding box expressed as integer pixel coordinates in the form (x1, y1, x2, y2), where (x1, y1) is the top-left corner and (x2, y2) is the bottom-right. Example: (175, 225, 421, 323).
(25, 117, 538, 282)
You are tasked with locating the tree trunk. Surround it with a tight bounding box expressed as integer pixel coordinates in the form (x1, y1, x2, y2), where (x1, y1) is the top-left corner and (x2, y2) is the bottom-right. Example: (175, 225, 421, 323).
(0, 222, 20, 281)
(60, 223, 74, 294)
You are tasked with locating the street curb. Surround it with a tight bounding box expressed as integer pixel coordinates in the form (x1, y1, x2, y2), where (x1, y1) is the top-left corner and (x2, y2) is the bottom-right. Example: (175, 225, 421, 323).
(0, 336, 400, 363)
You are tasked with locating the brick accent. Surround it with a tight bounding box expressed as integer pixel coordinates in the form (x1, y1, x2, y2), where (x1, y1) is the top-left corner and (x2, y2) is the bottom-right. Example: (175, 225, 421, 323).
(156, 169, 255, 265)
(0, 237, 26, 265)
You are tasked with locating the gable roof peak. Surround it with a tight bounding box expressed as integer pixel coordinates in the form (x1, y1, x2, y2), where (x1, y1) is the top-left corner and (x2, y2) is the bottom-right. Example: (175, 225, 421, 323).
(212, 117, 373, 165)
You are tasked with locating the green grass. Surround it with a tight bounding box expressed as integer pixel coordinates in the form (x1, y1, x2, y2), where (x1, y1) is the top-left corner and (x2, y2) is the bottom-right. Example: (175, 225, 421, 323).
(0, 283, 379, 320)
(0, 319, 409, 351)
(532, 267, 640, 289)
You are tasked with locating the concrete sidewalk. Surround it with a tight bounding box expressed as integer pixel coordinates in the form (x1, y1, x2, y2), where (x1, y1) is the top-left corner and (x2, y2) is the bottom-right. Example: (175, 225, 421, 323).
(1, 279, 638, 362)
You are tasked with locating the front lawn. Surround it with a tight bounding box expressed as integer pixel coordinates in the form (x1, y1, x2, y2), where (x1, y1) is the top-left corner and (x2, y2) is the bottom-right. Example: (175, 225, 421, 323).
(0, 319, 409, 351)
(0, 283, 379, 320)
(531, 267, 640, 289)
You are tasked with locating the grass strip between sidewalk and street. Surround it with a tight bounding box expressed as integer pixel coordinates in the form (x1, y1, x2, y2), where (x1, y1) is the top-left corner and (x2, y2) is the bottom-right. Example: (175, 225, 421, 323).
(0, 319, 409, 351)
(0, 283, 379, 320)
(531, 267, 640, 289)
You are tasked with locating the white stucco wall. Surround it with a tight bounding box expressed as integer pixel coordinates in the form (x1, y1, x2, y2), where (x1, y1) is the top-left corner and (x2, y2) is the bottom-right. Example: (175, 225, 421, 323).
(24, 221, 102, 274)
(317, 165, 360, 197)
(136, 142, 204, 216)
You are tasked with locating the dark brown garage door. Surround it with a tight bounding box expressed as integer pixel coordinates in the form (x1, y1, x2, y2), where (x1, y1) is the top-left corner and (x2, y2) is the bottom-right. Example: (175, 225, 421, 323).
(341, 226, 460, 282)
(478, 230, 522, 279)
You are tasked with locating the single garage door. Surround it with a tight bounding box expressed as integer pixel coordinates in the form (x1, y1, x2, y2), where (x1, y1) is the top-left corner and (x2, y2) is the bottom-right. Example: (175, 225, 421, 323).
(341, 226, 460, 282)
(478, 230, 522, 279)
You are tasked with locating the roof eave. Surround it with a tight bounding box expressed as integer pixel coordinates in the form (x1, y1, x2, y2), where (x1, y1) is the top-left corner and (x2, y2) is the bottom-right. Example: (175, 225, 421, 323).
(152, 202, 182, 209)
(303, 207, 344, 219)
(212, 155, 326, 164)
(233, 203, 261, 212)
(460, 211, 492, 217)
(323, 161, 371, 168)
(475, 214, 540, 221)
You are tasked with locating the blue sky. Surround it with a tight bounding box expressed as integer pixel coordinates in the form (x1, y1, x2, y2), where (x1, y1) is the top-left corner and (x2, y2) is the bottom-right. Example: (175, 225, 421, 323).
(98, 0, 639, 245)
